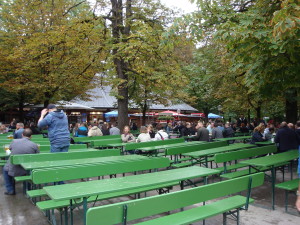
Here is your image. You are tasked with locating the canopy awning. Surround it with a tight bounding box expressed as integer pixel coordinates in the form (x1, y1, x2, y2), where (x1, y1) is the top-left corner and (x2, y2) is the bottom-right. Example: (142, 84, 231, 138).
(208, 113, 223, 119)
(158, 110, 184, 116)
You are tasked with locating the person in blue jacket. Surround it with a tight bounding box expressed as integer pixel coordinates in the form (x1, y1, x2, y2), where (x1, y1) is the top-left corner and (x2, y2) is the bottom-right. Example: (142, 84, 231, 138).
(38, 104, 70, 152)
(75, 123, 88, 137)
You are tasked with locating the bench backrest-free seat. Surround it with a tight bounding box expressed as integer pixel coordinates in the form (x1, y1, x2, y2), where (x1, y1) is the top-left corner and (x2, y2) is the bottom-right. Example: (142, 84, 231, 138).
(10, 149, 120, 165)
(32, 157, 170, 184)
(86, 172, 264, 225)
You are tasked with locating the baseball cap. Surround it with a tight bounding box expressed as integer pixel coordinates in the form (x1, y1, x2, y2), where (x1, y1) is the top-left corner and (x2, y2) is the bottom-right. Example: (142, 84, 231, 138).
(47, 104, 57, 110)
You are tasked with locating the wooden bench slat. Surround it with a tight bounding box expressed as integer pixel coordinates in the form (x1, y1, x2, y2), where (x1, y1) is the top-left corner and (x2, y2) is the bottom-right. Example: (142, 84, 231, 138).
(14, 175, 31, 182)
(137, 196, 254, 225)
(275, 178, 299, 191)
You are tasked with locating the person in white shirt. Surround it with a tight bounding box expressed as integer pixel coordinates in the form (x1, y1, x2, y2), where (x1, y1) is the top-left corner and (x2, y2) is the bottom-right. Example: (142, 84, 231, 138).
(154, 124, 169, 141)
(137, 126, 151, 142)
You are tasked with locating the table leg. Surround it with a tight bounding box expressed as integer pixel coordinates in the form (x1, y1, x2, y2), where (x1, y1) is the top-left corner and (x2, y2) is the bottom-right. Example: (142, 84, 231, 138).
(290, 161, 293, 180)
(83, 197, 87, 225)
(70, 200, 73, 225)
(271, 166, 275, 210)
(205, 156, 208, 168)
(285, 190, 288, 213)
(180, 181, 184, 190)
(64, 207, 68, 225)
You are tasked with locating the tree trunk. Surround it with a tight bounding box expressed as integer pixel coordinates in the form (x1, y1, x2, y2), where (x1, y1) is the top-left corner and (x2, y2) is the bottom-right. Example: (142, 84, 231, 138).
(43, 100, 49, 108)
(18, 91, 25, 122)
(111, 0, 132, 131)
(141, 103, 147, 126)
(18, 101, 24, 123)
(247, 109, 251, 123)
(203, 108, 209, 123)
(285, 89, 298, 123)
(255, 106, 261, 120)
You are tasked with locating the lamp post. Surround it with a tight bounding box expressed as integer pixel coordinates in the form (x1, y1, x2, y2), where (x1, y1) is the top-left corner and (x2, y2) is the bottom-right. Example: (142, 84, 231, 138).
(146, 99, 152, 125)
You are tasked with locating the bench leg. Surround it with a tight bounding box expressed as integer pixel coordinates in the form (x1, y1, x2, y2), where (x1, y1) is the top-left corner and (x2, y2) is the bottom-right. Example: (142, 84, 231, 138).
(285, 190, 288, 213)
(271, 166, 276, 210)
(237, 209, 240, 225)
(223, 209, 240, 225)
(223, 212, 227, 225)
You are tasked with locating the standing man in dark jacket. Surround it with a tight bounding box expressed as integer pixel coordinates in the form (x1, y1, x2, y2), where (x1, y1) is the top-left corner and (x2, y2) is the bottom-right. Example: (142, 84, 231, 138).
(211, 122, 223, 140)
(237, 114, 248, 127)
(192, 122, 209, 142)
(3, 129, 39, 195)
(275, 122, 300, 153)
(38, 104, 70, 152)
(295, 121, 300, 138)
(223, 122, 234, 138)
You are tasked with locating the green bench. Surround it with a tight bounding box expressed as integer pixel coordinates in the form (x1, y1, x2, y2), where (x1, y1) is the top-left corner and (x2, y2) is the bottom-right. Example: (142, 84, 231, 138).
(166, 141, 228, 168)
(86, 172, 264, 225)
(214, 145, 278, 176)
(32, 157, 175, 224)
(275, 178, 300, 212)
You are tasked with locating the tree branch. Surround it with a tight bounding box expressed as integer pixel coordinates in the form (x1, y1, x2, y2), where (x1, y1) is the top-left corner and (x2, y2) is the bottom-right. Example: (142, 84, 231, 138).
(63, 1, 86, 16)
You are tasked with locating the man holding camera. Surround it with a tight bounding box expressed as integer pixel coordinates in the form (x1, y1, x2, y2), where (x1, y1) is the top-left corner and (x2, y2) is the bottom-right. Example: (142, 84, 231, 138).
(38, 104, 70, 152)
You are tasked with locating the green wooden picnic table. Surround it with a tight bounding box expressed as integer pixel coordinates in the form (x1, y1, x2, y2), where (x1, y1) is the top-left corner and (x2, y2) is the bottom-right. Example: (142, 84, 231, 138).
(43, 166, 220, 225)
(182, 135, 196, 141)
(215, 135, 252, 143)
(0, 148, 94, 159)
(136, 141, 206, 156)
(183, 143, 255, 167)
(255, 141, 274, 146)
(21, 155, 145, 170)
(240, 149, 298, 210)
(106, 142, 126, 150)
(107, 138, 185, 153)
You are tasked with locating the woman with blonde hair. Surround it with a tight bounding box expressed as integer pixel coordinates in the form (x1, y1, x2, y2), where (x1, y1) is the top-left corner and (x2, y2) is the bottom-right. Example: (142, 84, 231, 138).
(121, 125, 136, 143)
(137, 126, 151, 142)
(250, 125, 266, 144)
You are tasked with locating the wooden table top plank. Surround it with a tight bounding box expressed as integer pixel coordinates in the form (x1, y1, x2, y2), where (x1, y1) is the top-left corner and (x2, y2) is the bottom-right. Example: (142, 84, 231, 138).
(255, 141, 274, 145)
(183, 143, 255, 157)
(136, 142, 206, 152)
(215, 136, 252, 141)
(44, 166, 220, 201)
(21, 155, 146, 170)
(240, 150, 298, 167)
